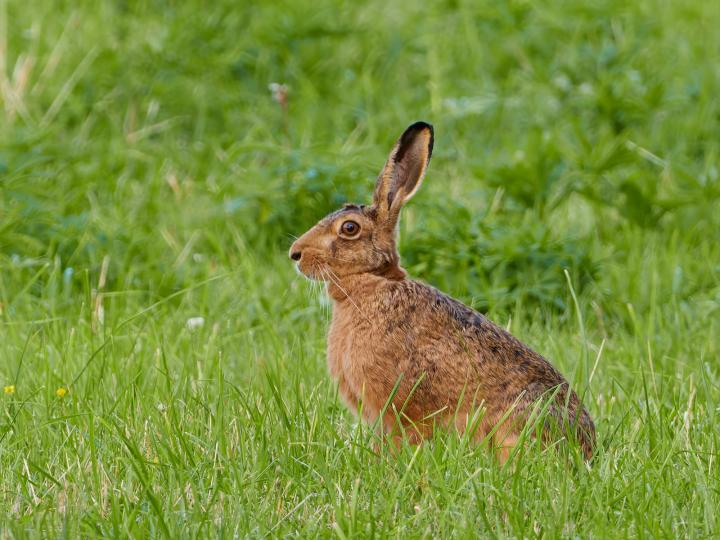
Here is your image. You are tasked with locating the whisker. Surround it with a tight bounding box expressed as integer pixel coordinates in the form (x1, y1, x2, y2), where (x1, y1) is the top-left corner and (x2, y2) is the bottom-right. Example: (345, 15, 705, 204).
(320, 265, 371, 324)
(317, 268, 332, 324)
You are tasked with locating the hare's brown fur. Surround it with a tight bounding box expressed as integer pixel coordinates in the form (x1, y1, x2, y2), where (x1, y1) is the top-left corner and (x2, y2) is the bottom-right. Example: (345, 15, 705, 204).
(290, 122, 595, 460)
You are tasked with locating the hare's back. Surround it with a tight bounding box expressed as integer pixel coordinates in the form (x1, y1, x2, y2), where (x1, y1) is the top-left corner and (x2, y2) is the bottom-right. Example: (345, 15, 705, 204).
(399, 280, 570, 391)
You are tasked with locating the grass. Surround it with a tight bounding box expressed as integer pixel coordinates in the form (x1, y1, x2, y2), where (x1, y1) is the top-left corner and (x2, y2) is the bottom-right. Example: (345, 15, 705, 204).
(1, 0, 719, 537)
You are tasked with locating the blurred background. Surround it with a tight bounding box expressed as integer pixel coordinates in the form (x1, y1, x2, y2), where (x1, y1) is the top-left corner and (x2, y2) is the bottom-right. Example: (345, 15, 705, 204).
(2, 0, 719, 317)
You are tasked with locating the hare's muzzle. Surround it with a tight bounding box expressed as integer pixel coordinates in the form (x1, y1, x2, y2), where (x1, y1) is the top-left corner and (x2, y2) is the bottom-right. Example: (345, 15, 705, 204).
(289, 239, 303, 261)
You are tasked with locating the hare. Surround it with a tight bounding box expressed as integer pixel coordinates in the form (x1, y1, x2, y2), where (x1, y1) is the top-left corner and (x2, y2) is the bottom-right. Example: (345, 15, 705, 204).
(289, 122, 595, 461)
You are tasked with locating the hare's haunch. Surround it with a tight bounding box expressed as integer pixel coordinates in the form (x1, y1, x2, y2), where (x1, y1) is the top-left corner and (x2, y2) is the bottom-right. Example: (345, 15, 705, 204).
(290, 122, 595, 461)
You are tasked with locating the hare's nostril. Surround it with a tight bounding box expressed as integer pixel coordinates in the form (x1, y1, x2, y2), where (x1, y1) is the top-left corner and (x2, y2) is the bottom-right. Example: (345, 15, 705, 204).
(290, 251, 302, 261)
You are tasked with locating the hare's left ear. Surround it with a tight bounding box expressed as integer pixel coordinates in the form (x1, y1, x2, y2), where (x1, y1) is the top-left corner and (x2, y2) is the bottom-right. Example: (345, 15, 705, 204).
(372, 122, 434, 222)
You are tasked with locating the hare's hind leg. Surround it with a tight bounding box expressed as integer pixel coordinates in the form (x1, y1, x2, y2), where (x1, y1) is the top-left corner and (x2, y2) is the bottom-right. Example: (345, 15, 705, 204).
(479, 410, 523, 465)
(375, 409, 433, 453)
(493, 430, 520, 465)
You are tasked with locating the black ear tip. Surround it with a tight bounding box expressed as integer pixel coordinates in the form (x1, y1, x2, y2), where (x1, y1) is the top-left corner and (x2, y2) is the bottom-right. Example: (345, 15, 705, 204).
(399, 121, 434, 158)
(405, 121, 433, 136)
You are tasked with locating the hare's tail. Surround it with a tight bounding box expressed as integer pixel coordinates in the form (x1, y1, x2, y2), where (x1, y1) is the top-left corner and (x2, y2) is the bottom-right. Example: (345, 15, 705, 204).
(523, 385, 595, 460)
(572, 405, 596, 460)
(546, 399, 596, 461)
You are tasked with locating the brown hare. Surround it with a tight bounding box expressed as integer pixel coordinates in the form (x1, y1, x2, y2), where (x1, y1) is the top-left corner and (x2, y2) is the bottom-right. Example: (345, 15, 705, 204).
(289, 122, 595, 461)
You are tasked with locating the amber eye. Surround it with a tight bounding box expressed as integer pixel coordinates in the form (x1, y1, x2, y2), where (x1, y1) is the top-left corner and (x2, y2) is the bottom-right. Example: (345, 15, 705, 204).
(340, 220, 360, 236)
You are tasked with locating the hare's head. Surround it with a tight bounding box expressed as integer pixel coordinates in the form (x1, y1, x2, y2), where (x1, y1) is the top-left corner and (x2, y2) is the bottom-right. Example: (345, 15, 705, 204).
(289, 122, 434, 281)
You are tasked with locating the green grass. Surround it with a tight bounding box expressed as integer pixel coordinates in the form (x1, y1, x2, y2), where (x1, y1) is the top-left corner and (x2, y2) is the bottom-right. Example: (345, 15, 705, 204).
(1, 0, 719, 537)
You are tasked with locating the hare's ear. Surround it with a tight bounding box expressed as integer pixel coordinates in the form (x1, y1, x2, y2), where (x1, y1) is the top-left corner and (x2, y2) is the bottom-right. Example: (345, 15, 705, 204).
(372, 122, 434, 221)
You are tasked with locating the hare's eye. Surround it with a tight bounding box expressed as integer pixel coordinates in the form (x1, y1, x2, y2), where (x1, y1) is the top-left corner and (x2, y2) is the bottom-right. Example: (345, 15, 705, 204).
(340, 220, 360, 236)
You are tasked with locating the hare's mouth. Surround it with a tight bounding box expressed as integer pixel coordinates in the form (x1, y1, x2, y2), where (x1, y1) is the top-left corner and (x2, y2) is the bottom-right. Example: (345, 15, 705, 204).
(294, 264, 319, 281)
(295, 258, 329, 282)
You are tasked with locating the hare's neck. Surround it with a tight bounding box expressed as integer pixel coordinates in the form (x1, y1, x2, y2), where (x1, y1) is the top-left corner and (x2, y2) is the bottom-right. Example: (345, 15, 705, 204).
(326, 270, 404, 304)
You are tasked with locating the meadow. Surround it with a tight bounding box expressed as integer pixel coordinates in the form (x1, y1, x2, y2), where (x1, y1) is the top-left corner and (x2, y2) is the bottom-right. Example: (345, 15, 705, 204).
(1, 0, 719, 537)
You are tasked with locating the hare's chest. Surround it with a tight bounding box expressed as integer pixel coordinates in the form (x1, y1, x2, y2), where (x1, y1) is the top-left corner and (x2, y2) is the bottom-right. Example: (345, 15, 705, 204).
(326, 321, 347, 381)
(327, 309, 375, 389)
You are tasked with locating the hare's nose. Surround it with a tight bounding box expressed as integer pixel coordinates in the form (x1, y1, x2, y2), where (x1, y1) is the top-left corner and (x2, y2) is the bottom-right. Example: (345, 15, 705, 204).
(290, 250, 302, 261)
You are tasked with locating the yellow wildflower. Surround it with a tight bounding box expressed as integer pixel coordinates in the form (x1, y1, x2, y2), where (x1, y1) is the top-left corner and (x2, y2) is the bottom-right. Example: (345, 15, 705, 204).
(56, 387, 68, 398)
(3, 385, 15, 395)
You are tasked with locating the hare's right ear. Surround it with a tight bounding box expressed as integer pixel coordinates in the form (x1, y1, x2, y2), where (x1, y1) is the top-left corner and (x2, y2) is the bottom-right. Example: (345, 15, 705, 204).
(372, 122, 434, 225)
